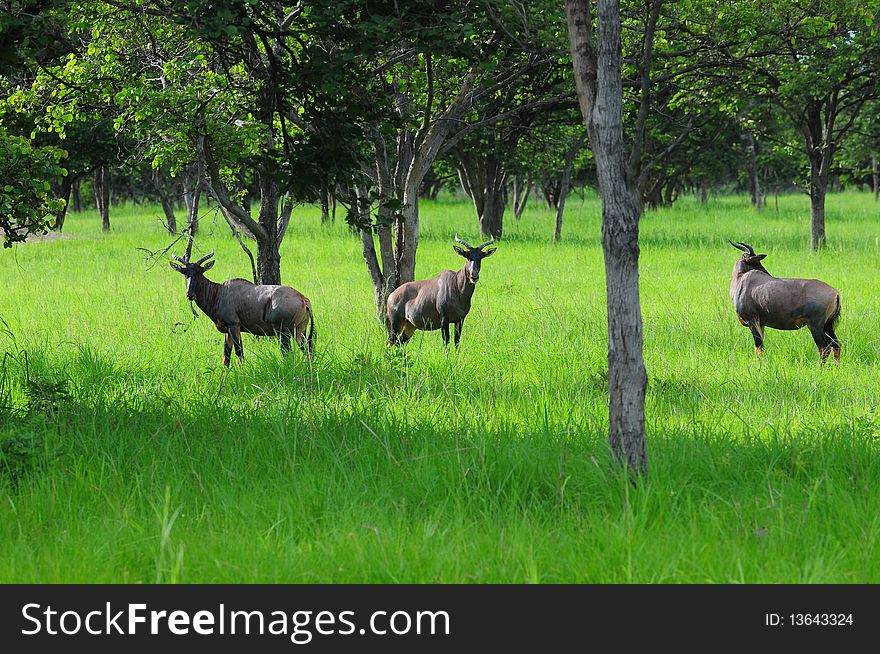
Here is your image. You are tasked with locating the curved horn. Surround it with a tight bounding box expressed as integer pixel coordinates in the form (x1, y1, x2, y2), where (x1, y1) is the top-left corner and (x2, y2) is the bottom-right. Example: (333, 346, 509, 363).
(476, 236, 496, 250)
(737, 242, 756, 255)
(454, 234, 474, 249)
(172, 252, 187, 263)
(193, 249, 215, 266)
(728, 240, 749, 253)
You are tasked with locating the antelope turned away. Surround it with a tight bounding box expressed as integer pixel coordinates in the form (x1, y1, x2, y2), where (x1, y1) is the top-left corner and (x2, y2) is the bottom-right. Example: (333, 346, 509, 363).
(728, 241, 840, 362)
(386, 236, 497, 347)
(170, 251, 314, 365)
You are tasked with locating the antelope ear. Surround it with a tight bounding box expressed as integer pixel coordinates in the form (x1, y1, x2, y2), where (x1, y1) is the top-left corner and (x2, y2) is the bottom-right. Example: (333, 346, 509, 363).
(752, 254, 767, 261)
(453, 246, 468, 257)
(170, 261, 184, 272)
(481, 247, 497, 258)
(202, 260, 215, 271)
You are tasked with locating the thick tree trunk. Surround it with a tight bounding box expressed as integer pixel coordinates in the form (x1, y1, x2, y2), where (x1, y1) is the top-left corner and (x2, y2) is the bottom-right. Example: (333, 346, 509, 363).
(54, 174, 73, 232)
(94, 165, 110, 232)
(457, 152, 507, 239)
(872, 155, 878, 201)
(567, 0, 647, 476)
(478, 186, 506, 239)
(256, 176, 282, 285)
(809, 176, 827, 251)
(807, 144, 831, 250)
(398, 184, 420, 284)
(160, 194, 177, 234)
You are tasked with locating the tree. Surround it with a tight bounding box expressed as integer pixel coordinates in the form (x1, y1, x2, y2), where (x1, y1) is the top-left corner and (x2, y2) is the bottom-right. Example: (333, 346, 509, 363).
(0, 127, 65, 246)
(567, 0, 648, 475)
(696, 0, 880, 249)
(353, 1, 568, 319)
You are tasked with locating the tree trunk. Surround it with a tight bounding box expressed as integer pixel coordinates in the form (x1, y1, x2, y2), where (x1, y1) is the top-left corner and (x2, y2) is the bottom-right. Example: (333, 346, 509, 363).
(152, 169, 177, 234)
(746, 130, 763, 209)
(513, 176, 531, 220)
(809, 173, 827, 251)
(807, 141, 831, 251)
(182, 166, 200, 237)
(872, 155, 878, 201)
(457, 152, 507, 239)
(71, 177, 82, 213)
(554, 133, 587, 241)
(320, 183, 331, 224)
(256, 175, 282, 285)
(160, 194, 177, 234)
(94, 165, 110, 232)
(54, 174, 73, 232)
(357, 68, 479, 323)
(567, 0, 647, 476)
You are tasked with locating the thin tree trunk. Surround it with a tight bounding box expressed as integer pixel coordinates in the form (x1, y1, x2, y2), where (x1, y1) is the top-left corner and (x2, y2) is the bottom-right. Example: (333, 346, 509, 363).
(554, 133, 587, 241)
(747, 130, 763, 209)
(872, 155, 878, 201)
(71, 177, 82, 213)
(182, 166, 200, 237)
(513, 176, 531, 220)
(567, 0, 647, 476)
(54, 174, 73, 232)
(94, 165, 110, 232)
(152, 170, 177, 234)
(320, 183, 331, 224)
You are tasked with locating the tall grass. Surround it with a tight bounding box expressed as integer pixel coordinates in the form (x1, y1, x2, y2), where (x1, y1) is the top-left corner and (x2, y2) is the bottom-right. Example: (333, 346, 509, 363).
(1, 190, 879, 582)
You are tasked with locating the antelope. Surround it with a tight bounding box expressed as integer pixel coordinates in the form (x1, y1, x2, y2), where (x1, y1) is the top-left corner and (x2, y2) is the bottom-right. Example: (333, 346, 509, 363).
(170, 251, 314, 365)
(386, 235, 497, 347)
(728, 241, 840, 362)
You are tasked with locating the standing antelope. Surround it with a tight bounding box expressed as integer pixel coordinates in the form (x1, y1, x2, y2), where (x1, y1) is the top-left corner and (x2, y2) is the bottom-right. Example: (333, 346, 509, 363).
(386, 236, 497, 347)
(728, 241, 840, 362)
(170, 251, 314, 365)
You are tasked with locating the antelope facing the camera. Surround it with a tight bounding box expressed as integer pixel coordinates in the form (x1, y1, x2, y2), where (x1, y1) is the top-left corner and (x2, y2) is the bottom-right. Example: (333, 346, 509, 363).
(170, 250, 314, 365)
(728, 241, 840, 362)
(386, 235, 497, 347)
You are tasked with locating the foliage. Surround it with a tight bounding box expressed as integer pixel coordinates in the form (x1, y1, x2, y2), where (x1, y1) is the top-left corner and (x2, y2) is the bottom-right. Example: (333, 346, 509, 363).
(0, 128, 65, 246)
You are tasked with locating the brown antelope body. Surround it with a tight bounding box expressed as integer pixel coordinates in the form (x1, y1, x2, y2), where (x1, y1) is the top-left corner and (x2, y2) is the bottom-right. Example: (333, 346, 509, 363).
(386, 236, 496, 347)
(171, 251, 314, 365)
(728, 241, 840, 362)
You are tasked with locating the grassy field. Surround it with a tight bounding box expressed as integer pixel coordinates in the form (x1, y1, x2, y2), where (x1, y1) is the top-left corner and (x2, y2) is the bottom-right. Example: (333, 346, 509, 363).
(2, 190, 880, 583)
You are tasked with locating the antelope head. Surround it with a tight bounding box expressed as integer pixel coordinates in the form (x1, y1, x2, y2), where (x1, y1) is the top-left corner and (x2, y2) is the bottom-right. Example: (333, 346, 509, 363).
(453, 235, 497, 283)
(728, 240, 769, 274)
(169, 249, 215, 300)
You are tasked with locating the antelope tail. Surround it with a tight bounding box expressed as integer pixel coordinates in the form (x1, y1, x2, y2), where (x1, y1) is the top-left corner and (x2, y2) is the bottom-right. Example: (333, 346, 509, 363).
(306, 304, 315, 352)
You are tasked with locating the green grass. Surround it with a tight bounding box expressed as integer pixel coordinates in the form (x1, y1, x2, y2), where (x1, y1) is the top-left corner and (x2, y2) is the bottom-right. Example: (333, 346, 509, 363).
(2, 190, 880, 582)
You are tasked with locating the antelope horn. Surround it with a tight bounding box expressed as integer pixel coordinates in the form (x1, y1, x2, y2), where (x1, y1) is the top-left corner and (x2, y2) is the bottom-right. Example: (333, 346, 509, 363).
(476, 236, 496, 250)
(172, 252, 187, 263)
(737, 241, 756, 255)
(193, 249, 215, 266)
(728, 240, 749, 253)
(454, 234, 474, 249)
